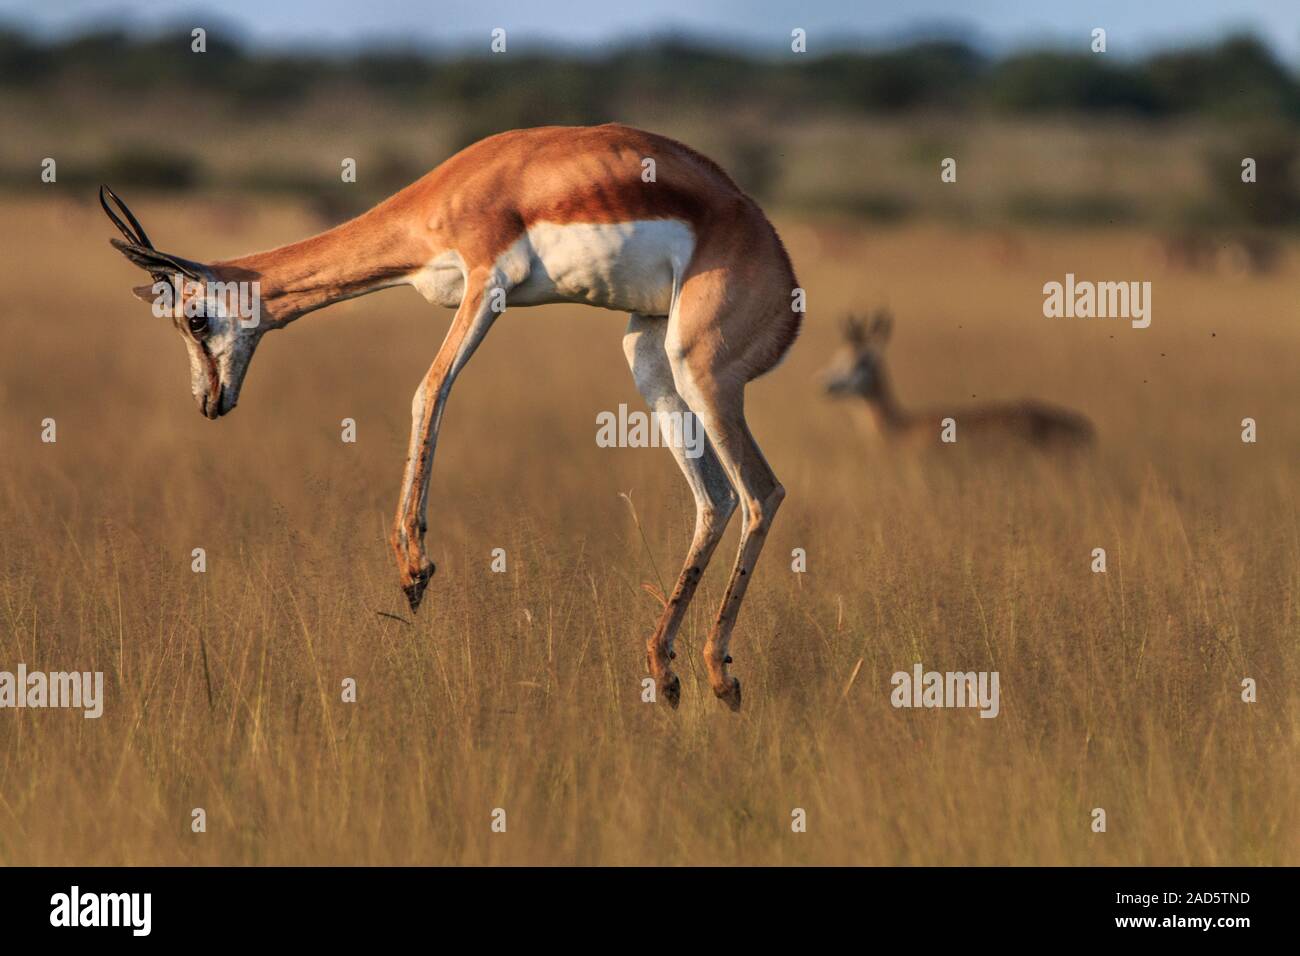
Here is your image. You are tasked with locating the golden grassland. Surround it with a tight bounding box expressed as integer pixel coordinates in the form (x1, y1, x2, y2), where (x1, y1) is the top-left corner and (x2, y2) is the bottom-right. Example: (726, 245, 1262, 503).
(0, 196, 1295, 865)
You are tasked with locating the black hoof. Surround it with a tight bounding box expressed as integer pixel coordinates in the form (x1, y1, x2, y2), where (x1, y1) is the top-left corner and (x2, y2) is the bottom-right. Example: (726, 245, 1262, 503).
(662, 674, 681, 709)
(715, 677, 741, 712)
(402, 563, 436, 613)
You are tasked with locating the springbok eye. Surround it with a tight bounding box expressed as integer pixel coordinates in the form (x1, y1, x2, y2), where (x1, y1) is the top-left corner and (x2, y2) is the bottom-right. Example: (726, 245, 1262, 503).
(187, 313, 209, 337)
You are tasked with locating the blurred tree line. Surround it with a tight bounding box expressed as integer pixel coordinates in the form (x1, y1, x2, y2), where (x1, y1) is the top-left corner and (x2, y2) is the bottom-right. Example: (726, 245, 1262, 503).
(3, 28, 1297, 121)
(2, 25, 1297, 228)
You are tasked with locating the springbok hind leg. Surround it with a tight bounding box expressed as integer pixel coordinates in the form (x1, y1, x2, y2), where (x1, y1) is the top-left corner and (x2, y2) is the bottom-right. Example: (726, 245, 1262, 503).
(623, 314, 737, 708)
(669, 361, 784, 712)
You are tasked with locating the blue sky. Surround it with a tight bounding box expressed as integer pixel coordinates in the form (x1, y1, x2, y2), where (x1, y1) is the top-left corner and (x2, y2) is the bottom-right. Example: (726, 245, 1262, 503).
(4, 0, 1298, 60)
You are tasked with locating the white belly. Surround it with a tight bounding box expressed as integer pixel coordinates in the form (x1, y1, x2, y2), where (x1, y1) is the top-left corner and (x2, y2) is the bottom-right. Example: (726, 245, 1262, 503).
(508, 219, 694, 315)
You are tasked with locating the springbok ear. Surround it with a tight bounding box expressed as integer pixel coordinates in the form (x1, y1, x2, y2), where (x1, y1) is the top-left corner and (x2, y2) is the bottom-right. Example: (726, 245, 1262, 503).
(843, 314, 866, 345)
(132, 283, 160, 303)
(110, 238, 207, 281)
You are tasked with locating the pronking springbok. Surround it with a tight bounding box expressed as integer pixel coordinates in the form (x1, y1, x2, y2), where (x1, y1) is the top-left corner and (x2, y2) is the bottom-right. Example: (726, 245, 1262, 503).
(101, 123, 801, 711)
(822, 310, 1093, 449)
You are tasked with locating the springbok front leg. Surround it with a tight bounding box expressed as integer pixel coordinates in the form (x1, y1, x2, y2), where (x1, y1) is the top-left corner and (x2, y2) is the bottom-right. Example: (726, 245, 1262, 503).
(392, 272, 503, 611)
(623, 314, 738, 707)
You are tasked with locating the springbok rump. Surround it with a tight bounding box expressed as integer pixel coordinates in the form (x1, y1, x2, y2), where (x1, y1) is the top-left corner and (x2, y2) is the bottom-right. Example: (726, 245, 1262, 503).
(822, 310, 1094, 451)
(101, 123, 802, 711)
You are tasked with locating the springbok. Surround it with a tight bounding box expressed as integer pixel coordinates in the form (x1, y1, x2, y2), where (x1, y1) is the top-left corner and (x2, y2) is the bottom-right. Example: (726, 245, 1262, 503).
(101, 124, 801, 711)
(822, 310, 1094, 450)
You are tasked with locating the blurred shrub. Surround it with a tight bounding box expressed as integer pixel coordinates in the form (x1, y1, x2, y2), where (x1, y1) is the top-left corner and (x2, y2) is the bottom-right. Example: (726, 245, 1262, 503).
(102, 147, 200, 189)
(367, 149, 429, 195)
(608, 38, 761, 107)
(1005, 191, 1138, 226)
(443, 56, 614, 150)
(803, 41, 987, 113)
(800, 191, 914, 223)
(1203, 122, 1300, 227)
(0, 28, 51, 84)
(1148, 36, 1300, 119)
(715, 132, 781, 201)
(985, 54, 1161, 115)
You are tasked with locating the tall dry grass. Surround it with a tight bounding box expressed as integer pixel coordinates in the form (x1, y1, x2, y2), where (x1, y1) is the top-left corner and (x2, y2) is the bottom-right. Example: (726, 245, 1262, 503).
(0, 196, 1295, 864)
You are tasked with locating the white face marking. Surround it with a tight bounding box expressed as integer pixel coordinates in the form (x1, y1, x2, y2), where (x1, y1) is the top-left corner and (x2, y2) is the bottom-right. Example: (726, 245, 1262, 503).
(204, 316, 261, 412)
(507, 220, 695, 316)
(175, 285, 264, 418)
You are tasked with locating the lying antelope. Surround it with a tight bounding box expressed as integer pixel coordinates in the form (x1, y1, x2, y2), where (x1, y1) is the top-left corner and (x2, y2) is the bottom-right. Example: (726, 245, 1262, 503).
(822, 310, 1094, 450)
(101, 124, 801, 711)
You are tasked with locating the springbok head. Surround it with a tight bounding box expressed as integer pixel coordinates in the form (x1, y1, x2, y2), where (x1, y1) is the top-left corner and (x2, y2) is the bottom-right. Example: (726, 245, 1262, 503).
(821, 308, 894, 398)
(101, 186, 266, 419)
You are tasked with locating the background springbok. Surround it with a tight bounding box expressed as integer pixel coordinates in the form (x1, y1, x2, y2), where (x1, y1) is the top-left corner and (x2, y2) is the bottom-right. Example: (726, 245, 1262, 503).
(101, 123, 801, 711)
(822, 310, 1094, 450)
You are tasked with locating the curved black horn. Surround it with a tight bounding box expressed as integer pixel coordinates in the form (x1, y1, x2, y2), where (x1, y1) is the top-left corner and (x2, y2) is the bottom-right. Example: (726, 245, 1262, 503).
(99, 185, 154, 250)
